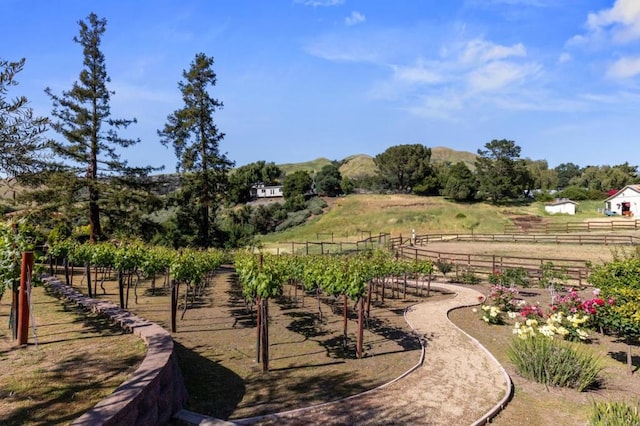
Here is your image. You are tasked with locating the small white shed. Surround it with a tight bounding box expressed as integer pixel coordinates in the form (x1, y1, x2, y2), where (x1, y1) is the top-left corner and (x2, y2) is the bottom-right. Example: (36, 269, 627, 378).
(605, 185, 640, 217)
(545, 198, 578, 215)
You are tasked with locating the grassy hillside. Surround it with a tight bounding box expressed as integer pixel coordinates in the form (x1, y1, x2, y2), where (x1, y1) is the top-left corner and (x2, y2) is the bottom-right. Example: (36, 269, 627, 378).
(278, 157, 333, 176)
(339, 154, 377, 179)
(260, 194, 516, 243)
(258, 194, 610, 244)
(431, 146, 477, 169)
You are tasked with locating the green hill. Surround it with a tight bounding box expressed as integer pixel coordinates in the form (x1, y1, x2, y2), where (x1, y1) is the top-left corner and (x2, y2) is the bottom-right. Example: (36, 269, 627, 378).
(431, 146, 477, 169)
(275, 147, 477, 179)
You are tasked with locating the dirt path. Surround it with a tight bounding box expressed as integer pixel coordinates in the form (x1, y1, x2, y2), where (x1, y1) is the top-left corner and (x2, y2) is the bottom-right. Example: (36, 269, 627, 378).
(229, 283, 511, 425)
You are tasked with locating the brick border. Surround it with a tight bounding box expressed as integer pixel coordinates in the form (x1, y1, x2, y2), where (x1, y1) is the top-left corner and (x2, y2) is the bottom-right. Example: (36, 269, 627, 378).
(43, 276, 188, 426)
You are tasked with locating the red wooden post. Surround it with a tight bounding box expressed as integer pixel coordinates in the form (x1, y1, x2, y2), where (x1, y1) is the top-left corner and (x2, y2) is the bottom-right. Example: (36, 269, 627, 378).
(17, 251, 34, 345)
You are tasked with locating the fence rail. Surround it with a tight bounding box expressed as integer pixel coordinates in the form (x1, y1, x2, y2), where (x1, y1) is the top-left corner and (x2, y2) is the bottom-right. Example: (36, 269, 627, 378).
(400, 233, 640, 246)
(272, 228, 638, 286)
(395, 245, 590, 286)
(504, 219, 640, 234)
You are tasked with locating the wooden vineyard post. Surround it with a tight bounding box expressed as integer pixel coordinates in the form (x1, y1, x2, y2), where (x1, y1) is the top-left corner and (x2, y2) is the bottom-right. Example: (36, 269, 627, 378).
(343, 294, 348, 350)
(256, 296, 261, 364)
(170, 280, 179, 333)
(261, 298, 269, 372)
(17, 252, 34, 345)
(118, 270, 125, 309)
(356, 296, 364, 359)
(85, 262, 92, 298)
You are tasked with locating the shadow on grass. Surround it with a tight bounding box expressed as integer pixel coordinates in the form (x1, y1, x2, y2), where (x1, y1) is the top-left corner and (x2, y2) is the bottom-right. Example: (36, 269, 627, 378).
(608, 350, 640, 373)
(174, 341, 246, 420)
(0, 348, 143, 426)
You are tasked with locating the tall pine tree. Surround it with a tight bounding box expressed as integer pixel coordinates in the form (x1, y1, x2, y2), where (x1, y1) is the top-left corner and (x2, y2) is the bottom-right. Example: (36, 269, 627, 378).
(0, 58, 48, 178)
(44, 13, 157, 242)
(159, 53, 233, 247)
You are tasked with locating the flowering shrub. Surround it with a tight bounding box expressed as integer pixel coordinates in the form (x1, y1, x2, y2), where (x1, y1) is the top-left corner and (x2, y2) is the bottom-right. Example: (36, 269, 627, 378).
(519, 302, 545, 319)
(487, 285, 520, 312)
(481, 305, 505, 325)
(513, 312, 590, 341)
(479, 285, 614, 340)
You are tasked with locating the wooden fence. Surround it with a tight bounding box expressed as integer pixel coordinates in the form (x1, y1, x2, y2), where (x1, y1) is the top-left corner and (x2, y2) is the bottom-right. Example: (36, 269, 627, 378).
(504, 219, 640, 234)
(394, 233, 640, 246)
(395, 244, 590, 287)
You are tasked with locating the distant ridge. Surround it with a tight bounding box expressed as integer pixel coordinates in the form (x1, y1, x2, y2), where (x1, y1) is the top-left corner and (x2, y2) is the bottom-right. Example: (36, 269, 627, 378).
(275, 146, 477, 179)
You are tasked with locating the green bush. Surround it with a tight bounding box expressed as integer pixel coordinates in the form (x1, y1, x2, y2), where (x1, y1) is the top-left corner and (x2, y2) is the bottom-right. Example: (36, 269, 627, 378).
(306, 196, 328, 211)
(275, 209, 311, 232)
(589, 400, 640, 425)
(507, 336, 602, 391)
(457, 267, 480, 285)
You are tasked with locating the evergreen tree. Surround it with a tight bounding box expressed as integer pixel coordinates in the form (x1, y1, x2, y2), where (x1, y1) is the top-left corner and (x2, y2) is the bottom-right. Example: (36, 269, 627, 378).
(44, 13, 156, 242)
(442, 162, 477, 201)
(159, 53, 234, 247)
(0, 58, 48, 178)
(475, 139, 532, 204)
(374, 144, 433, 192)
(315, 163, 342, 196)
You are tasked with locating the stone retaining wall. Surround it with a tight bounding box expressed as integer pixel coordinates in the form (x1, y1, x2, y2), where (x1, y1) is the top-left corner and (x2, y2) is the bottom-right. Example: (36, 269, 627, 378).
(43, 276, 188, 426)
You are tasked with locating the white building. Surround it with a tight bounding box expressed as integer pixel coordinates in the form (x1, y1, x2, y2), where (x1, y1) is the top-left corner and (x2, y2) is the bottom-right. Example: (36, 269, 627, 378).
(250, 184, 284, 199)
(605, 185, 640, 217)
(545, 198, 578, 215)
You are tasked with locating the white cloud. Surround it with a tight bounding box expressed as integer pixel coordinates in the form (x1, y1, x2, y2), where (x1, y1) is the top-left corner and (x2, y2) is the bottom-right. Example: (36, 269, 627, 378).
(467, 61, 540, 92)
(587, 0, 640, 43)
(558, 52, 572, 63)
(393, 63, 442, 85)
(459, 39, 526, 64)
(345, 11, 366, 26)
(295, 0, 345, 7)
(606, 56, 640, 79)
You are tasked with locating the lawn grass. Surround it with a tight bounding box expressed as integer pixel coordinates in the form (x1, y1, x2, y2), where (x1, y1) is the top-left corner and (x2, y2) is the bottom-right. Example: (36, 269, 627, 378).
(0, 285, 145, 425)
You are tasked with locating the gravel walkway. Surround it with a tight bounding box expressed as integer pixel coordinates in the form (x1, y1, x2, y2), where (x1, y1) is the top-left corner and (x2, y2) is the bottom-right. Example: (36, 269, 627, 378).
(214, 282, 512, 425)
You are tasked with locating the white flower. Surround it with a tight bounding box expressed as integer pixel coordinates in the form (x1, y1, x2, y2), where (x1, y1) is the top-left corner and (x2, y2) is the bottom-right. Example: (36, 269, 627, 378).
(508, 312, 518, 319)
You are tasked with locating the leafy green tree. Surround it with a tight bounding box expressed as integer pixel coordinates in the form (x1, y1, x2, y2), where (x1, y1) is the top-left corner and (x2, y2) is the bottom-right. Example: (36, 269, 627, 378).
(441, 161, 477, 201)
(570, 163, 639, 192)
(475, 139, 532, 204)
(228, 161, 282, 204)
(0, 58, 48, 178)
(374, 144, 433, 192)
(315, 163, 342, 196)
(555, 162, 581, 189)
(159, 53, 234, 247)
(525, 159, 558, 192)
(44, 13, 156, 243)
(282, 170, 312, 199)
(340, 175, 355, 195)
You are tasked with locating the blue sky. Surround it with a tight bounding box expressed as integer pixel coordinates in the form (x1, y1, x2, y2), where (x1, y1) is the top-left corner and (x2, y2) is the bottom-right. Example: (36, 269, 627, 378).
(2, 0, 640, 171)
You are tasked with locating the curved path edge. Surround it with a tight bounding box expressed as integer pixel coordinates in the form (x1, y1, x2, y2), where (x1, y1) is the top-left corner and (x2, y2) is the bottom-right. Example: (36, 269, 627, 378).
(42, 275, 188, 425)
(177, 281, 513, 426)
